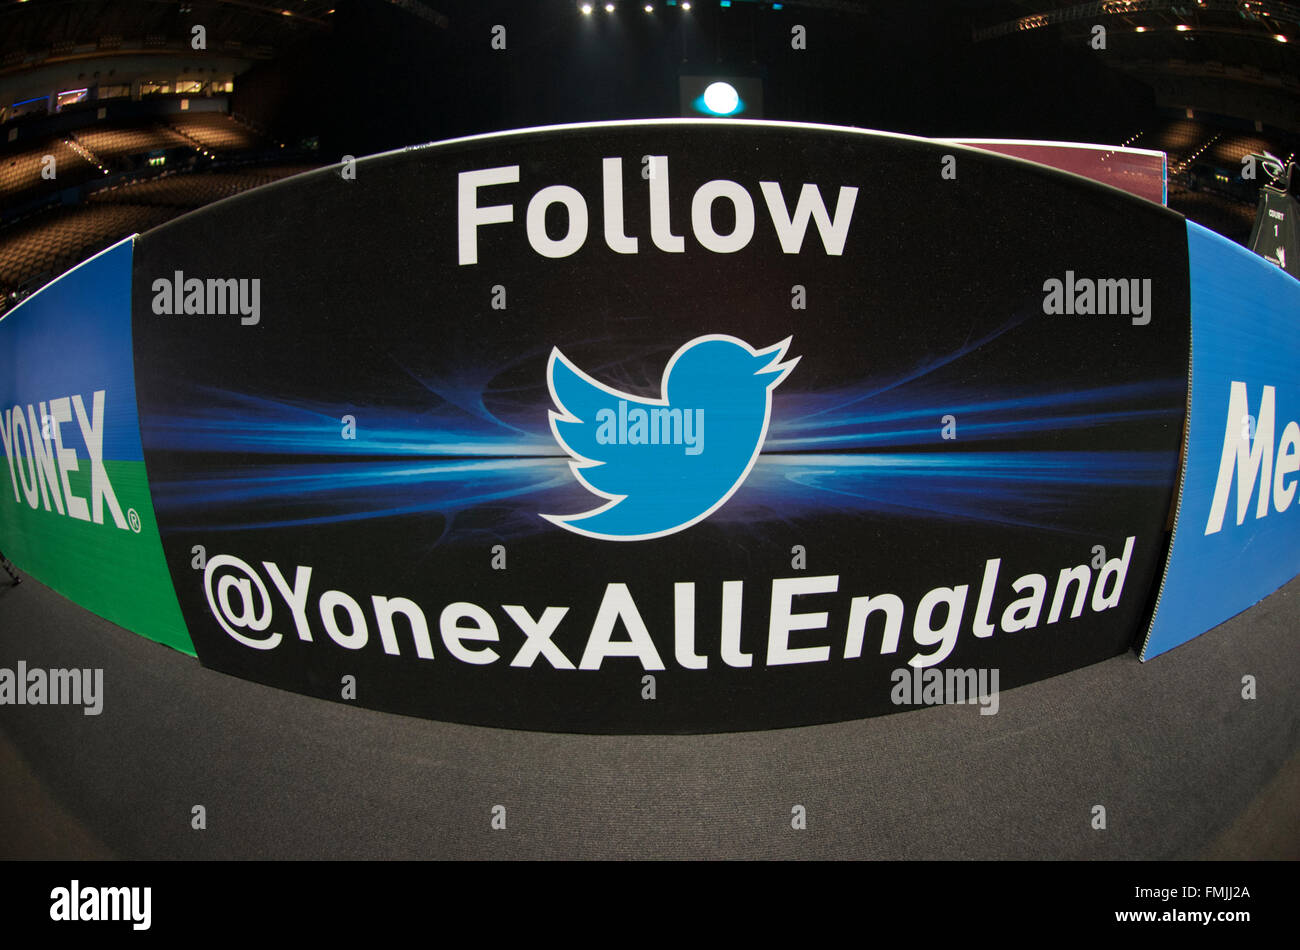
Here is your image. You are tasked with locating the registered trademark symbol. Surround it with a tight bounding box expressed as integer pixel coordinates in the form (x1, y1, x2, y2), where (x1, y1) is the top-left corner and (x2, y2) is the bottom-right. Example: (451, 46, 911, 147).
(127, 508, 142, 533)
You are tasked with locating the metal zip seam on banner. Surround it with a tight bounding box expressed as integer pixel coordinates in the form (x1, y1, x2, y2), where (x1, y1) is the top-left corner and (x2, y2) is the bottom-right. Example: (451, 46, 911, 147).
(1139, 295, 1195, 661)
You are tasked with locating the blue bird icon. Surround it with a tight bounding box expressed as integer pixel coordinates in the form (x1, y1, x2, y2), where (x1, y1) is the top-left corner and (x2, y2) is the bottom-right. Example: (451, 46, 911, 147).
(543, 334, 798, 540)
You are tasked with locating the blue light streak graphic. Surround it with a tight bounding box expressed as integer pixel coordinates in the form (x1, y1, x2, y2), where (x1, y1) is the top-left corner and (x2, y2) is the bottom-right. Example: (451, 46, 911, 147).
(143, 371, 1185, 539)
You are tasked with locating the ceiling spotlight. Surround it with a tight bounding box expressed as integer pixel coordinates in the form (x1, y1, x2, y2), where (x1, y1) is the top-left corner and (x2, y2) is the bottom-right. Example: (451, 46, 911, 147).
(702, 81, 740, 116)
(644, 3, 653, 10)
(1277, 34, 1289, 42)
(605, 2, 615, 10)
(1175, 24, 1189, 31)
(1134, 26, 1146, 32)
(682, 1, 691, 7)
(581, 2, 592, 12)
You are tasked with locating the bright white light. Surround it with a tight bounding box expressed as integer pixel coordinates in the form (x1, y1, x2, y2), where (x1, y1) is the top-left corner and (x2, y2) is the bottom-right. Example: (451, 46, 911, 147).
(644, 3, 653, 10)
(682, 1, 691, 8)
(1176, 24, 1189, 31)
(703, 81, 739, 116)
(581, 2, 593, 12)
(605, 2, 615, 10)
(1276, 34, 1288, 43)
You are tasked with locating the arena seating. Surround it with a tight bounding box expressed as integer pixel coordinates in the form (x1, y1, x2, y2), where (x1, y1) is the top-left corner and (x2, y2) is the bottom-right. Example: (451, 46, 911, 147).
(71, 122, 192, 161)
(0, 137, 99, 203)
(87, 165, 316, 208)
(1149, 120, 1296, 178)
(0, 112, 288, 213)
(1151, 118, 1216, 171)
(1167, 185, 1257, 244)
(0, 164, 317, 313)
(0, 203, 176, 296)
(167, 112, 268, 152)
(1207, 134, 1277, 167)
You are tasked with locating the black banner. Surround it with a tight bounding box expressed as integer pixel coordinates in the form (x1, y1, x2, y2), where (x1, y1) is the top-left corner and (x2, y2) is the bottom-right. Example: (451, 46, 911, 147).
(131, 121, 1190, 732)
(7, 861, 1281, 935)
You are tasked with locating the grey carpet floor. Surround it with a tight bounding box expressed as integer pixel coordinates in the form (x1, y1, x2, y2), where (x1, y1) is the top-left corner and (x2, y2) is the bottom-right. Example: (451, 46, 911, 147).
(1, 571, 1296, 860)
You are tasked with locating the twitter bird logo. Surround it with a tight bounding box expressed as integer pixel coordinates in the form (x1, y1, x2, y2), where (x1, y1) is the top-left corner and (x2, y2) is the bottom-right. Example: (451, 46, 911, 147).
(544, 334, 798, 541)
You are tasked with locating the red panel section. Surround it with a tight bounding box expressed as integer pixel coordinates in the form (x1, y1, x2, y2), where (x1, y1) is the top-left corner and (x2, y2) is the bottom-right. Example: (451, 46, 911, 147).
(952, 140, 1167, 206)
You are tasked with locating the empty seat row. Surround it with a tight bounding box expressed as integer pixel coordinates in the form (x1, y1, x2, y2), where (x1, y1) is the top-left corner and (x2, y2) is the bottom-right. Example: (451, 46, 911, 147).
(71, 123, 192, 161)
(168, 113, 267, 152)
(1, 164, 320, 296)
(0, 138, 98, 201)
(0, 203, 175, 288)
(89, 164, 318, 208)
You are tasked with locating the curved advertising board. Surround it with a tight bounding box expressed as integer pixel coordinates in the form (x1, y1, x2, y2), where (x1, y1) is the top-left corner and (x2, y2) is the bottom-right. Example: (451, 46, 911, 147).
(125, 121, 1191, 731)
(1142, 222, 1300, 659)
(0, 238, 191, 654)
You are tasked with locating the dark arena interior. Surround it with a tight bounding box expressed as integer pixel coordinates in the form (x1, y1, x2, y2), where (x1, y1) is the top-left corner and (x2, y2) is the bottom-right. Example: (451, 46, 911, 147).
(0, 0, 1298, 908)
(1, 0, 1296, 309)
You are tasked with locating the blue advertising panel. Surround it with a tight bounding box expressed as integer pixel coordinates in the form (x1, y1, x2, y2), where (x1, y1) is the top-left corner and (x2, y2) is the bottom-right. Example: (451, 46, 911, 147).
(1141, 222, 1300, 660)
